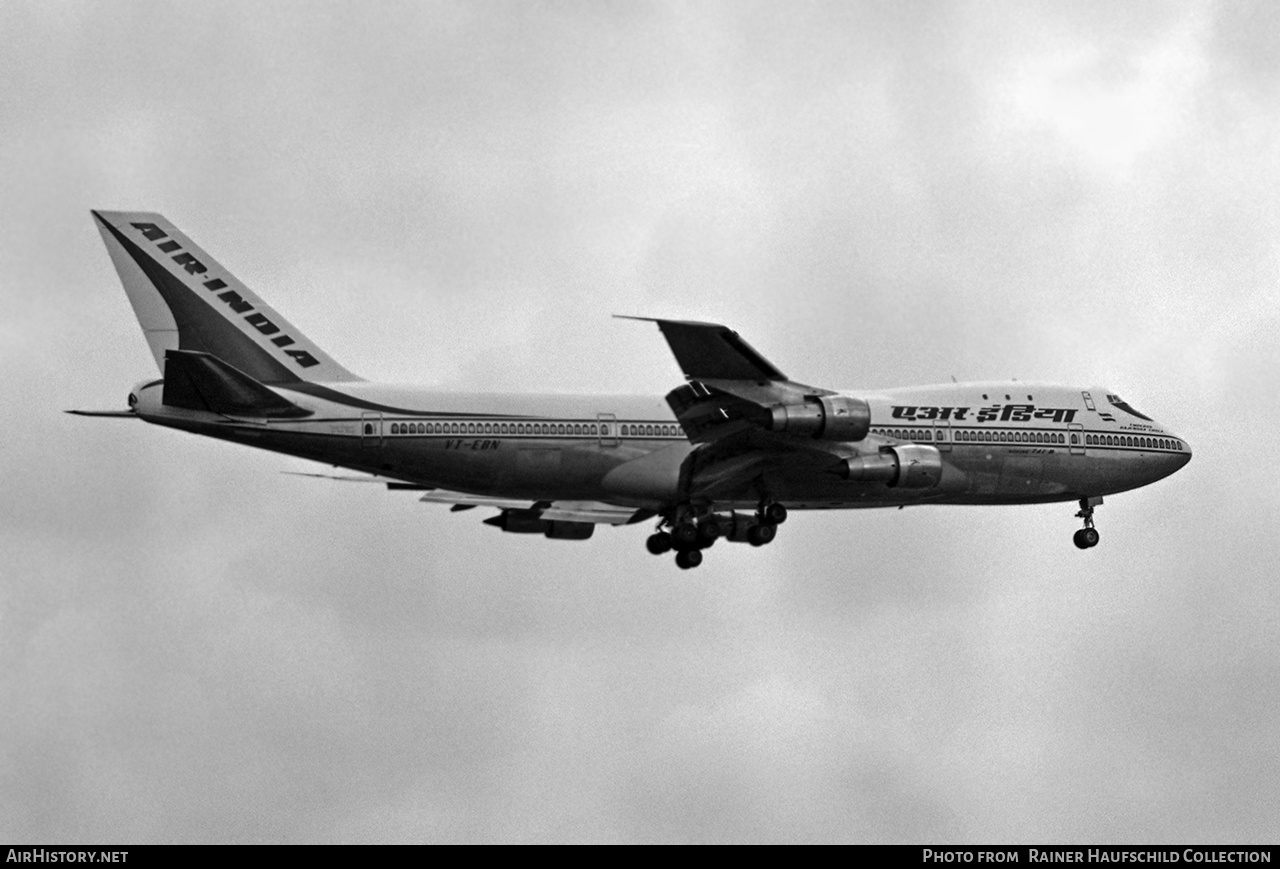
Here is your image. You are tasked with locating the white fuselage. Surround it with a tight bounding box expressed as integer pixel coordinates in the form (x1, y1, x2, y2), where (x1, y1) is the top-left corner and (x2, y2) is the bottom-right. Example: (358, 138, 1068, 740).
(129, 378, 1191, 512)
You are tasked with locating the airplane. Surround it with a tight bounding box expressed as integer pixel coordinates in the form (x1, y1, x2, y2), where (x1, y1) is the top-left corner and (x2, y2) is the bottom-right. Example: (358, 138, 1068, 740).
(74, 211, 1192, 569)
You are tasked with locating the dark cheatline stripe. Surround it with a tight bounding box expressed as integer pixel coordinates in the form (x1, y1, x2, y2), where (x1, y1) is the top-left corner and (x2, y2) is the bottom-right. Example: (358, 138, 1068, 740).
(97, 215, 302, 385)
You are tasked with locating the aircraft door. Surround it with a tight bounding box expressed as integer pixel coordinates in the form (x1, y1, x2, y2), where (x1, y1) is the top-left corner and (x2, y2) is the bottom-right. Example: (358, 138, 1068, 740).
(933, 418, 951, 452)
(1068, 422, 1085, 456)
(361, 412, 383, 447)
(597, 413, 619, 448)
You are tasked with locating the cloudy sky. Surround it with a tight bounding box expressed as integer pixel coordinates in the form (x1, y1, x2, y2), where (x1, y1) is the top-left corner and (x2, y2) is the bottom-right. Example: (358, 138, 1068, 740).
(3, 0, 1278, 844)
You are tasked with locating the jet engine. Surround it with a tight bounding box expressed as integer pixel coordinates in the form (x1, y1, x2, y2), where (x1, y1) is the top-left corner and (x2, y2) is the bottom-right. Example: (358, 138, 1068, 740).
(768, 395, 871, 442)
(838, 444, 943, 488)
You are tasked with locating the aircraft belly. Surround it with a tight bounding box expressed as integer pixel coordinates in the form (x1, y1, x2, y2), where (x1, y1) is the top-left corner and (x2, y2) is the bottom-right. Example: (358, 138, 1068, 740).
(397, 438, 633, 499)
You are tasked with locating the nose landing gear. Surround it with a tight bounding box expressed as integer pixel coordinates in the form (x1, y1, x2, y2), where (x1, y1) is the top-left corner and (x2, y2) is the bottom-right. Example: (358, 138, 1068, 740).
(1073, 497, 1103, 549)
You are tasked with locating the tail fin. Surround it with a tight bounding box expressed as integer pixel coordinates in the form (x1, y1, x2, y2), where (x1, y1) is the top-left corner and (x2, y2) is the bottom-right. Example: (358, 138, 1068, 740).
(92, 210, 360, 384)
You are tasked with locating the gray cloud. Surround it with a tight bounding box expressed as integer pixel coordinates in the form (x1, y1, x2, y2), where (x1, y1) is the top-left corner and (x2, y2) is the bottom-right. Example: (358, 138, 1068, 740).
(2, 0, 1276, 844)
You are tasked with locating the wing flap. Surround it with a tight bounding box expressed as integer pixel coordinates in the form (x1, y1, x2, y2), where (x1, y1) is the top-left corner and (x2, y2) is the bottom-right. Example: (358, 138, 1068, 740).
(419, 490, 646, 525)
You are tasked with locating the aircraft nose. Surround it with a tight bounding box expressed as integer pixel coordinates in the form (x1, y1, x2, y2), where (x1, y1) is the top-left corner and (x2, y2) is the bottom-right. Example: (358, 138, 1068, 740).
(1159, 434, 1192, 478)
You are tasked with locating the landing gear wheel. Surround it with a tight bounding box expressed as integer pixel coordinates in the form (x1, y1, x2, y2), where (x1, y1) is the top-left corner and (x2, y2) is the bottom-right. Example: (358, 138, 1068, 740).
(671, 522, 699, 548)
(646, 532, 672, 555)
(1073, 497, 1103, 550)
(697, 518, 722, 545)
(1073, 527, 1100, 549)
(675, 549, 703, 570)
(762, 503, 788, 525)
(747, 523, 777, 547)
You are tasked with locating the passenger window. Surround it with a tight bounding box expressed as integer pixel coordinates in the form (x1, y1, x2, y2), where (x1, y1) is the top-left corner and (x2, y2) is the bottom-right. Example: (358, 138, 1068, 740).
(600, 424, 608, 435)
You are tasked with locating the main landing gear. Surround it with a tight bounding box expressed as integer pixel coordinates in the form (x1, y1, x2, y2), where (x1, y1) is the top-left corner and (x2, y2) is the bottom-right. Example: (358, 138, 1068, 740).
(646, 500, 788, 569)
(1073, 497, 1103, 549)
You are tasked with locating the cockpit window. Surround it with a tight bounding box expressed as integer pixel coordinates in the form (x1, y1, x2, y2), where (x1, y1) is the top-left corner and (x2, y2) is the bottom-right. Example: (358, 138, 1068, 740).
(1106, 394, 1153, 421)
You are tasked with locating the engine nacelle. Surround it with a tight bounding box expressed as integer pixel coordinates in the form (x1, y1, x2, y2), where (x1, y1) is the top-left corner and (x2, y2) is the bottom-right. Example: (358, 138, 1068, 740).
(768, 395, 870, 442)
(483, 510, 595, 540)
(839, 444, 943, 488)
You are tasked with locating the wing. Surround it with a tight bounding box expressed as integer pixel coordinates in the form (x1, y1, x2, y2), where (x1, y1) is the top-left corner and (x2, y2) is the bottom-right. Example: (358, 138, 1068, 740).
(622, 317, 878, 502)
(418, 490, 651, 526)
(286, 471, 651, 526)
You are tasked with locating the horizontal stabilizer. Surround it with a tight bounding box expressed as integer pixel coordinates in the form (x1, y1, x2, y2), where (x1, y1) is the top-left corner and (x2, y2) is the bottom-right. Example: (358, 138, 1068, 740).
(163, 350, 312, 418)
(282, 471, 429, 489)
(66, 409, 138, 418)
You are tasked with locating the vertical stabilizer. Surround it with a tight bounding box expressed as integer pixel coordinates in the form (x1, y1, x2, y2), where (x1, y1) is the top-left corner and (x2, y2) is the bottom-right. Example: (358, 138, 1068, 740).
(92, 211, 360, 384)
